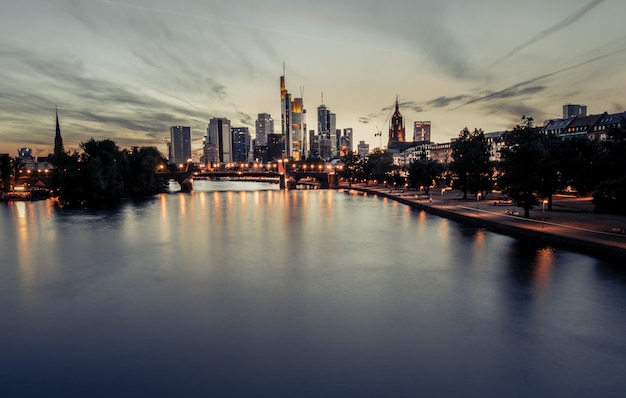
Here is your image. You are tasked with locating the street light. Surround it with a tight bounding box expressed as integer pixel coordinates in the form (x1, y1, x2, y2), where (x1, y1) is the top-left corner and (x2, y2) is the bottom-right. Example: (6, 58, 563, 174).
(476, 192, 482, 213)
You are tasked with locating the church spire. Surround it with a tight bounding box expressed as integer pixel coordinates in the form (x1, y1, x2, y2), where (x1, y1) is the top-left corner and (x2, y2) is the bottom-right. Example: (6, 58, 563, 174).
(54, 106, 65, 156)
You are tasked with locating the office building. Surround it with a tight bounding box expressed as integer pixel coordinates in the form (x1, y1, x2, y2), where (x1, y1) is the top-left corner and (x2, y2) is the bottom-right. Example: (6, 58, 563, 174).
(280, 70, 306, 160)
(232, 127, 251, 163)
(170, 126, 192, 165)
(255, 113, 273, 146)
(413, 121, 431, 143)
(357, 140, 370, 157)
(205, 118, 232, 165)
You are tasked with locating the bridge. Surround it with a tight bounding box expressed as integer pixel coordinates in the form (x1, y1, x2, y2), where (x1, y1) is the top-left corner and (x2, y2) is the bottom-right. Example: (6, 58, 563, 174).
(162, 169, 339, 192)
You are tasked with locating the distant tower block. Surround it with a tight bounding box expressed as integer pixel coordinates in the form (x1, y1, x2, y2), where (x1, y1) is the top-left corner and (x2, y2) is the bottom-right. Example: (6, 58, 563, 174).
(563, 104, 587, 119)
(413, 121, 431, 143)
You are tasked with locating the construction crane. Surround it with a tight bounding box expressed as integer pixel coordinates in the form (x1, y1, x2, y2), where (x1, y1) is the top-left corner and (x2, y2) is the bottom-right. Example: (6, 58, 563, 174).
(374, 126, 382, 149)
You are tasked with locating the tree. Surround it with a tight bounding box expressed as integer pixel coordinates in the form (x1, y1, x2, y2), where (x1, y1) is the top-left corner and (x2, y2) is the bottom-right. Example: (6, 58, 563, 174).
(451, 127, 494, 199)
(592, 119, 626, 213)
(50, 138, 168, 207)
(556, 136, 600, 196)
(407, 159, 444, 195)
(498, 116, 547, 218)
(363, 149, 396, 185)
(338, 152, 361, 186)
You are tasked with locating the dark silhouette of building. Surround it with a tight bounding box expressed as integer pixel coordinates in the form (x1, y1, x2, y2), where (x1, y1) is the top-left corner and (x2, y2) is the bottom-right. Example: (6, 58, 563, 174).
(54, 107, 65, 156)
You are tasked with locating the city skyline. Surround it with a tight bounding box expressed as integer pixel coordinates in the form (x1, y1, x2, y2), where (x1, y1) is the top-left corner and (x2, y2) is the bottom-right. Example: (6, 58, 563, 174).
(2, 0, 625, 157)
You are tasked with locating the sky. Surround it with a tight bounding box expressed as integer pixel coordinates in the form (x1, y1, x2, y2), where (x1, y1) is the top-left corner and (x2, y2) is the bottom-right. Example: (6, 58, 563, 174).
(1, 0, 625, 159)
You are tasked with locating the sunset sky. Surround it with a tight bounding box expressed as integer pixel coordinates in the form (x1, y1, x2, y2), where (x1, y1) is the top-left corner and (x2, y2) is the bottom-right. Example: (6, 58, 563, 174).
(1, 0, 625, 158)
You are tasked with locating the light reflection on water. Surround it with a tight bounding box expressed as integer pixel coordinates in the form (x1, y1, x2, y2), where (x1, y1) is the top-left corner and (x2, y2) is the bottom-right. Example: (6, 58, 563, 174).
(1, 183, 626, 398)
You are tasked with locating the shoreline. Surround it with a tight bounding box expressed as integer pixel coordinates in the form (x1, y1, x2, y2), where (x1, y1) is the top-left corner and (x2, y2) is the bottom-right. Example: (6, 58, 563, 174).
(341, 183, 626, 262)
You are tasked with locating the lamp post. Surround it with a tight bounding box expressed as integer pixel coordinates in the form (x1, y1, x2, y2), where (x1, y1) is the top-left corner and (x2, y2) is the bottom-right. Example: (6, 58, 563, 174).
(476, 192, 481, 213)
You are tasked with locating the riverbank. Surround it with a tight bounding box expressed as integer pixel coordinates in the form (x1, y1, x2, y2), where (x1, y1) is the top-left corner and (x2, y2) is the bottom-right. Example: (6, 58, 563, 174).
(342, 183, 626, 261)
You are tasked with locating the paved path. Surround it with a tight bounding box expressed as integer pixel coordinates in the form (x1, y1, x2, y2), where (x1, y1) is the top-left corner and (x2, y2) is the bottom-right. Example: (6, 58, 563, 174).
(342, 184, 626, 260)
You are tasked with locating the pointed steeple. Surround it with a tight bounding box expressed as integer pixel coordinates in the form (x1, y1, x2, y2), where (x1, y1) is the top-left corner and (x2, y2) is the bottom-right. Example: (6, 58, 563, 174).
(54, 106, 65, 156)
(388, 96, 406, 147)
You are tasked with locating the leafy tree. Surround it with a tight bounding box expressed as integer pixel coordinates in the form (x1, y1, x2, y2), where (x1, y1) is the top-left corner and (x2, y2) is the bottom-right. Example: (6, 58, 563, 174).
(451, 127, 494, 199)
(556, 136, 600, 196)
(338, 152, 361, 186)
(407, 159, 444, 195)
(536, 132, 564, 210)
(79, 138, 125, 201)
(498, 116, 547, 218)
(51, 139, 167, 206)
(592, 120, 626, 213)
(363, 149, 396, 185)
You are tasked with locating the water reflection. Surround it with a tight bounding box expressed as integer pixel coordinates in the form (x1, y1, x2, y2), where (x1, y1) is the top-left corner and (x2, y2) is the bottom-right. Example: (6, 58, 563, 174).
(1, 185, 626, 397)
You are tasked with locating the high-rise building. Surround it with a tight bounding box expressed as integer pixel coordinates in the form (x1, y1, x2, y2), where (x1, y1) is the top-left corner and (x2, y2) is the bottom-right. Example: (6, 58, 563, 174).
(280, 74, 291, 158)
(280, 69, 306, 160)
(309, 129, 319, 158)
(232, 127, 251, 163)
(563, 104, 587, 119)
(255, 113, 273, 146)
(205, 118, 232, 165)
(169, 126, 192, 165)
(291, 98, 305, 161)
(340, 128, 353, 156)
(388, 98, 406, 148)
(357, 140, 370, 157)
(413, 121, 431, 143)
(267, 133, 284, 161)
(317, 103, 338, 159)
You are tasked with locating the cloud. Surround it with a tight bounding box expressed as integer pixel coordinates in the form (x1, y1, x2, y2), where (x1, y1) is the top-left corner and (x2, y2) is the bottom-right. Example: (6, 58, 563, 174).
(492, 0, 606, 66)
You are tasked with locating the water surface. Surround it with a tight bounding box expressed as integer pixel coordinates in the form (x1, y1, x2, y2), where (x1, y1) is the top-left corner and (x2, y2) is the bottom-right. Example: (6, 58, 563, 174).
(1, 181, 625, 397)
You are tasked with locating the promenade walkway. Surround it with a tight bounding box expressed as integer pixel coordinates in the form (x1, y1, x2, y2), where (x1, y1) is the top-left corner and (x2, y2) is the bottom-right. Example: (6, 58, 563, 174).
(343, 183, 626, 261)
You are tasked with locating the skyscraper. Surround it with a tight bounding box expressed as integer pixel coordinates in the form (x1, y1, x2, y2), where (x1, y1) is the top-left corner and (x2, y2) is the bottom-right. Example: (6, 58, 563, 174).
(340, 128, 353, 156)
(232, 127, 251, 163)
(205, 118, 232, 165)
(280, 68, 305, 160)
(169, 126, 192, 165)
(388, 98, 406, 148)
(291, 97, 305, 161)
(280, 73, 291, 158)
(255, 113, 273, 146)
(413, 121, 431, 143)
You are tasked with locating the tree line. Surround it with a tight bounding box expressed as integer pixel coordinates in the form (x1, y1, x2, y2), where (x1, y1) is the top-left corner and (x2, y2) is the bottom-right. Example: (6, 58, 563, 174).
(340, 116, 626, 217)
(50, 139, 169, 207)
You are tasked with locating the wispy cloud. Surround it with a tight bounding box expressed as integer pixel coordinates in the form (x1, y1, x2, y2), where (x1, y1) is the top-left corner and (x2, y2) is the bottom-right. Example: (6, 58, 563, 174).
(492, 0, 606, 66)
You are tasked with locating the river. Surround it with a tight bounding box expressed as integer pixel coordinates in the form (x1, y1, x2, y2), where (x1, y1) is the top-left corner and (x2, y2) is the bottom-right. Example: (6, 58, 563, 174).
(1, 180, 626, 397)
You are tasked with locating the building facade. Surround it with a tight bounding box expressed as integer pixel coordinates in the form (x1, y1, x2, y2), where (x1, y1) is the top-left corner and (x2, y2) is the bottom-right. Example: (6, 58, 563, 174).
(413, 121, 431, 143)
(205, 118, 232, 165)
(255, 113, 273, 147)
(232, 127, 251, 163)
(169, 126, 192, 165)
